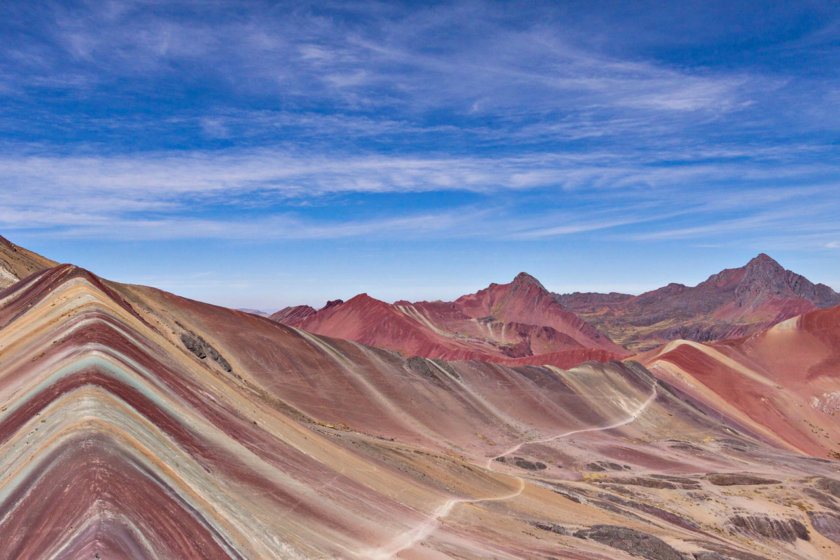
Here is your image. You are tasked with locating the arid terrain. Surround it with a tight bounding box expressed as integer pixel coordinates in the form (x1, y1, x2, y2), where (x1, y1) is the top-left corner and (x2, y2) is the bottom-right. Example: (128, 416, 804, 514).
(1, 235, 840, 559)
(558, 254, 840, 352)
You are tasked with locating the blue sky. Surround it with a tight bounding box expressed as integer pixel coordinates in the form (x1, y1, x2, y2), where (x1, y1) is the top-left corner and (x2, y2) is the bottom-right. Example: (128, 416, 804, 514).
(1, 1, 839, 309)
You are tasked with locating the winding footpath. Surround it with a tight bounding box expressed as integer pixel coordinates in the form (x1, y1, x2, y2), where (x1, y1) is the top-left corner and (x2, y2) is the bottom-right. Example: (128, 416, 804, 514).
(364, 383, 659, 559)
(487, 384, 659, 468)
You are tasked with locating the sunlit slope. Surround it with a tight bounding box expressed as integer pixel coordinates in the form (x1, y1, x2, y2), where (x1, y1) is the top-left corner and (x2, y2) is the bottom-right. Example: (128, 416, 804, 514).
(0, 263, 838, 558)
(640, 304, 840, 458)
(0, 234, 56, 288)
(120, 273, 840, 559)
(273, 272, 627, 369)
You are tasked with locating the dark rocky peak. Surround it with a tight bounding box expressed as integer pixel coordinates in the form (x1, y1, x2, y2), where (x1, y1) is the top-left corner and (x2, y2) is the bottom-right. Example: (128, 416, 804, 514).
(744, 253, 784, 275)
(734, 253, 840, 307)
(737, 254, 788, 297)
(511, 272, 547, 292)
(321, 299, 344, 310)
(735, 253, 796, 305)
(814, 283, 840, 308)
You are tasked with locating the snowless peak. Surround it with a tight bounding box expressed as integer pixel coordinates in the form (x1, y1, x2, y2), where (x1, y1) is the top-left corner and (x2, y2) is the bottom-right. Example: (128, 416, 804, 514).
(511, 272, 546, 291)
(746, 253, 782, 269)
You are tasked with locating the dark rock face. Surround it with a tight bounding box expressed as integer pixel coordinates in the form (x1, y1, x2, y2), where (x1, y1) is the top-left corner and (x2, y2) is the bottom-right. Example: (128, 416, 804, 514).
(533, 522, 568, 535)
(735, 253, 840, 308)
(804, 488, 840, 512)
(323, 299, 344, 310)
(548, 484, 583, 504)
(512, 457, 546, 470)
(181, 333, 206, 359)
(816, 477, 840, 499)
(650, 474, 701, 488)
(706, 473, 781, 486)
(587, 461, 628, 472)
(728, 515, 809, 542)
(180, 332, 233, 373)
(591, 476, 679, 490)
(406, 356, 447, 388)
(693, 552, 728, 560)
(808, 511, 840, 544)
(573, 525, 685, 560)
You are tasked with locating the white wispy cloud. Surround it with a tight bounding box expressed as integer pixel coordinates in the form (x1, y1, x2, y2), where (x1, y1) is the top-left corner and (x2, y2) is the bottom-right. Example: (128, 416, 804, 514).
(1, 140, 837, 242)
(0, 1, 838, 255)
(1, 0, 758, 120)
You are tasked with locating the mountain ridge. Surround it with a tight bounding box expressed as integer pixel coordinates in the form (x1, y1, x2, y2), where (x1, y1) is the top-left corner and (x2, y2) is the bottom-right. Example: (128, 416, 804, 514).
(0, 234, 57, 288)
(2, 234, 840, 557)
(272, 270, 629, 368)
(557, 253, 840, 351)
(273, 253, 839, 356)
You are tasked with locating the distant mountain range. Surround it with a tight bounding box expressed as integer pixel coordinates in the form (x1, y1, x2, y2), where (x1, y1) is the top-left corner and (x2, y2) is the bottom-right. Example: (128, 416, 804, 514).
(558, 253, 840, 351)
(274, 253, 840, 355)
(272, 271, 628, 369)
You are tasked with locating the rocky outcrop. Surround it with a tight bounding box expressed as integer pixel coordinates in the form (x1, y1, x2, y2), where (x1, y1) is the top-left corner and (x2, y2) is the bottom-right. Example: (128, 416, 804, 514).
(180, 331, 233, 373)
(533, 522, 568, 535)
(816, 478, 840, 499)
(573, 525, 685, 560)
(512, 457, 547, 470)
(728, 515, 809, 542)
(706, 473, 781, 486)
(808, 512, 840, 544)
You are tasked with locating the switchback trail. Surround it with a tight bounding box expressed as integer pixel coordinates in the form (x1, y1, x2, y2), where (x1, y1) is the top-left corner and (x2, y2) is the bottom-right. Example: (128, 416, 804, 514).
(364, 383, 658, 559)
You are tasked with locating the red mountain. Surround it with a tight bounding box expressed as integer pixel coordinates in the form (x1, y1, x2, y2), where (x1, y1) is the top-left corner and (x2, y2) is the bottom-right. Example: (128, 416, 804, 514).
(558, 253, 840, 351)
(272, 272, 628, 367)
(269, 304, 316, 323)
(3, 235, 840, 558)
(640, 303, 840, 458)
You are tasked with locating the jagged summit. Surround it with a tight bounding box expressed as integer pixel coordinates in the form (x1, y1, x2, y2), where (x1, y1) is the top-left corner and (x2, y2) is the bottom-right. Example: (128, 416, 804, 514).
(559, 253, 840, 351)
(511, 271, 546, 291)
(322, 298, 344, 310)
(748, 252, 777, 264)
(740, 253, 785, 285)
(736, 253, 840, 308)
